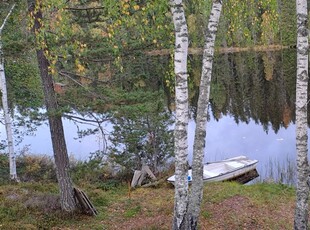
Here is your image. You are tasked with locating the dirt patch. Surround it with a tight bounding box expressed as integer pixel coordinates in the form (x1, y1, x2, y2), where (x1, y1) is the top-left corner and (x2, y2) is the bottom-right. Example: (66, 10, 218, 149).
(24, 194, 61, 212)
(200, 195, 293, 229)
(109, 215, 171, 230)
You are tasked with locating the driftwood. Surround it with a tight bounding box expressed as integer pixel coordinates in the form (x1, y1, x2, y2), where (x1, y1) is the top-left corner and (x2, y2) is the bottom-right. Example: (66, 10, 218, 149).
(74, 187, 98, 216)
(131, 165, 157, 188)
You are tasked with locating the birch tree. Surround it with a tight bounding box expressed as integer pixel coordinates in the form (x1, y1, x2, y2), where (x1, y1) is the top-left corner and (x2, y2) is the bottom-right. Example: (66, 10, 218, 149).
(169, 0, 190, 229)
(170, 0, 223, 228)
(294, 0, 309, 228)
(188, 1, 223, 228)
(0, 4, 18, 181)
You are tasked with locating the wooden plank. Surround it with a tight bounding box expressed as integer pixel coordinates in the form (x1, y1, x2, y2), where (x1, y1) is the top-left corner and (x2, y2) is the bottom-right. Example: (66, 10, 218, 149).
(137, 171, 146, 186)
(74, 188, 87, 210)
(74, 187, 98, 216)
(131, 170, 143, 188)
(80, 189, 98, 216)
(142, 165, 157, 180)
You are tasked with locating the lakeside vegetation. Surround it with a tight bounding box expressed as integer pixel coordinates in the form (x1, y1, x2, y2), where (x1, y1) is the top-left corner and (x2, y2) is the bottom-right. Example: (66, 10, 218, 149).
(0, 179, 296, 229)
(0, 154, 297, 229)
(0, 0, 307, 228)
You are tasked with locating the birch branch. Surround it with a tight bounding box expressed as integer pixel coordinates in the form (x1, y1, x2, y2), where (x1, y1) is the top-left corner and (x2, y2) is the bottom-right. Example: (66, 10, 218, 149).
(0, 4, 16, 34)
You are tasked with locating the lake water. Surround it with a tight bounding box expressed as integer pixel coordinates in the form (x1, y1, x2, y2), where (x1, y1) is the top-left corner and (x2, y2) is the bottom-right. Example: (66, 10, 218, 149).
(2, 107, 298, 184)
(0, 49, 304, 184)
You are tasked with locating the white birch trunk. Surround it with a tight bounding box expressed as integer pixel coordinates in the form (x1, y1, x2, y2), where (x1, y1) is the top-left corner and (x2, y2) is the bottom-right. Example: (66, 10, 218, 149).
(170, 0, 189, 229)
(188, 1, 223, 228)
(294, 0, 309, 229)
(0, 4, 17, 181)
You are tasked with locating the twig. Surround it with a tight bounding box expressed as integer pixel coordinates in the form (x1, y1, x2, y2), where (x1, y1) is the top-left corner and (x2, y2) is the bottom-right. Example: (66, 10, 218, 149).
(0, 4, 15, 34)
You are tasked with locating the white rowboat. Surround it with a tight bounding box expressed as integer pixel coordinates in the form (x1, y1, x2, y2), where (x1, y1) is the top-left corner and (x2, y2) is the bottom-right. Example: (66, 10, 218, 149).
(167, 155, 258, 184)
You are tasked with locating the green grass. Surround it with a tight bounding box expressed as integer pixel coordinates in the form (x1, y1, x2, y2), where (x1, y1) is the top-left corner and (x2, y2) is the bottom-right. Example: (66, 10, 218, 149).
(0, 181, 298, 229)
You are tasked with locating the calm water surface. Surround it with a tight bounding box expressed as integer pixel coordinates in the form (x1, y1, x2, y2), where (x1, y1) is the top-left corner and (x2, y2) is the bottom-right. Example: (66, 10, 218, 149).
(0, 49, 305, 184)
(4, 109, 299, 184)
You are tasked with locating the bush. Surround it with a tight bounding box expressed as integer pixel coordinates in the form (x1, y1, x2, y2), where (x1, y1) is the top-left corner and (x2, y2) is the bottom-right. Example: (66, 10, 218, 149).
(17, 154, 57, 182)
(0, 154, 9, 183)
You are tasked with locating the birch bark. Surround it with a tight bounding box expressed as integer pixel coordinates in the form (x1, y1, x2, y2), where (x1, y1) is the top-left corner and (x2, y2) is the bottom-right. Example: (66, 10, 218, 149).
(294, 0, 309, 229)
(188, 1, 223, 228)
(0, 4, 17, 181)
(169, 0, 189, 229)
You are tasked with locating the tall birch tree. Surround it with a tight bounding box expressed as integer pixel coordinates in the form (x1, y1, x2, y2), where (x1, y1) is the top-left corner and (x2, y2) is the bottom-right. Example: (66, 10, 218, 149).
(188, 0, 223, 228)
(170, 0, 223, 228)
(0, 4, 18, 181)
(294, 0, 309, 228)
(169, 0, 190, 229)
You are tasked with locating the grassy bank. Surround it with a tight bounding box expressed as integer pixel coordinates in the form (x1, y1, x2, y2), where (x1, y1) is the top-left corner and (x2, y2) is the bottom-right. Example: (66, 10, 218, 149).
(0, 181, 296, 229)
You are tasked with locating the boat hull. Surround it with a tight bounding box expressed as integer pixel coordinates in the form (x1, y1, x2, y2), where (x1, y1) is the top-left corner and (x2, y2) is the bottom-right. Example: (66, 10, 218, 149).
(167, 155, 259, 185)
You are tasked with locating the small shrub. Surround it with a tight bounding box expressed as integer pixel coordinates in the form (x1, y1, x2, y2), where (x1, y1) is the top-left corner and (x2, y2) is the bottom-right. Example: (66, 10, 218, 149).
(96, 179, 121, 191)
(17, 154, 57, 182)
(0, 154, 9, 183)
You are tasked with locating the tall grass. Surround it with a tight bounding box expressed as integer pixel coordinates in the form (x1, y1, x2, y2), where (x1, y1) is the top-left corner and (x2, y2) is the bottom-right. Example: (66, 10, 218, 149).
(258, 155, 296, 186)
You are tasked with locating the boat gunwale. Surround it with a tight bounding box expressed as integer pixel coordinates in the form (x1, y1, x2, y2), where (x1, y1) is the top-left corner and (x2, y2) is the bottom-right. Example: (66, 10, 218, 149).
(167, 158, 259, 183)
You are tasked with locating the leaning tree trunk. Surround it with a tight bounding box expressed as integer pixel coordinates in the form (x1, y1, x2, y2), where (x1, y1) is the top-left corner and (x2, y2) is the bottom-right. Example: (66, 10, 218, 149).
(170, 0, 190, 229)
(0, 4, 18, 181)
(188, 1, 223, 229)
(28, 1, 76, 212)
(294, 0, 309, 229)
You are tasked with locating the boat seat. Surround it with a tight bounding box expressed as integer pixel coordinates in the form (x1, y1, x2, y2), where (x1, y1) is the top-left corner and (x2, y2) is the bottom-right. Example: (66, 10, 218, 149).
(225, 161, 244, 169)
(203, 171, 218, 178)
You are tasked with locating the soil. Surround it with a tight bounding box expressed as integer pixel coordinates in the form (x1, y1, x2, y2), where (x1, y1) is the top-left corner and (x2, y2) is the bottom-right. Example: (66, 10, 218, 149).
(100, 184, 296, 230)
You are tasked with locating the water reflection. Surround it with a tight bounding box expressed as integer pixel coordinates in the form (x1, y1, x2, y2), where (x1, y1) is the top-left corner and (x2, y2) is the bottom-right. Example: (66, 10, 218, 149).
(188, 113, 297, 185)
(189, 49, 299, 184)
(8, 109, 299, 184)
(208, 49, 296, 133)
(0, 116, 108, 161)
(1, 49, 304, 184)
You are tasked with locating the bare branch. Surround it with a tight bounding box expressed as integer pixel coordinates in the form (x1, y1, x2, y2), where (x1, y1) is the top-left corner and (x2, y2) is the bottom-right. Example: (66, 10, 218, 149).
(0, 4, 15, 34)
(63, 113, 110, 124)
(58, 70, 107, 100)
(64, 6, 105, 11)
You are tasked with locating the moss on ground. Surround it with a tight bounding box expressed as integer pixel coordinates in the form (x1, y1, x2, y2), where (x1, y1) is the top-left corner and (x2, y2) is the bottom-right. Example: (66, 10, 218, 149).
(0, 181, 297, 229)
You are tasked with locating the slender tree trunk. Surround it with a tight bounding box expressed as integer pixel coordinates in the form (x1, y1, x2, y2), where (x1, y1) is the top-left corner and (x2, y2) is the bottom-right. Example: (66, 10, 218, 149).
(0, 4, 18, 181)
(170, 0, 189, 229)
(294, 0, 309, 229)
(188, 1, 223, 229)
(28, 1, 76, 212)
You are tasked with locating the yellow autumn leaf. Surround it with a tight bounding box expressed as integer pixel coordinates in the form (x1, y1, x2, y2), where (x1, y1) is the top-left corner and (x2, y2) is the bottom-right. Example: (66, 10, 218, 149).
(124, 3, 130, 9)
(77, 64, 85, 73)
(133, 5, 140, 10)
